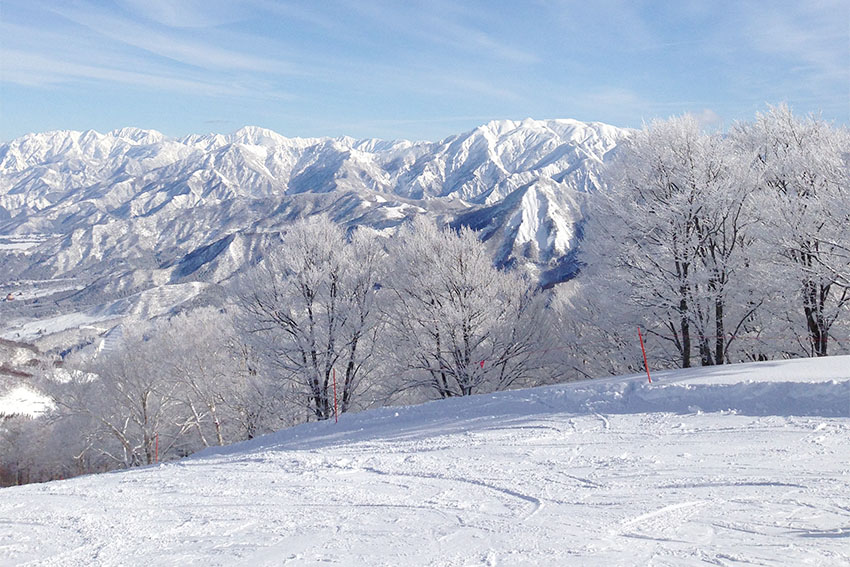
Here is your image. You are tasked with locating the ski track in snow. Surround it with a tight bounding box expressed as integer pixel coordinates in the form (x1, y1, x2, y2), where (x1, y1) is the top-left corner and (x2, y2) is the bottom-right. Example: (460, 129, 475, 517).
(1, 357, 850, 566)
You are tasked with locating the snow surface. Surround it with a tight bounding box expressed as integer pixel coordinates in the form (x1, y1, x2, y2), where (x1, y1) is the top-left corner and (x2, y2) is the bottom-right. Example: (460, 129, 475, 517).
(0, 235, 47, 253)
(1, 356, 848, 566)
(0, 386, 53, 417)
(0, 278, 83, 302)
(0, 282, 207, 342)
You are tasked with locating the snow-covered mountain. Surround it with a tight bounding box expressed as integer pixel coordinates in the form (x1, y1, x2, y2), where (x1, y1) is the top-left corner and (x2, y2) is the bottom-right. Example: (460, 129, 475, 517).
(0, 119, 627, 348)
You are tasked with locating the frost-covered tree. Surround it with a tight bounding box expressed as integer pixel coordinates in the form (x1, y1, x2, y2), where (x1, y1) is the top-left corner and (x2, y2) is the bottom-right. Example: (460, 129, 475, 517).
(686, 135, 764, 365)
(238, 216, 383, 421)
(1, 407, 100, 485)
(550, 279, 645, 380)
(151, 307, 277, 446)
(55, 324, 194, 467)
(0, 415, 42, 485)
(383, 217, 553, 398)
(734, 105, 850, 356)
(28, 307, 279, 477)
(581, 115, 763, 368)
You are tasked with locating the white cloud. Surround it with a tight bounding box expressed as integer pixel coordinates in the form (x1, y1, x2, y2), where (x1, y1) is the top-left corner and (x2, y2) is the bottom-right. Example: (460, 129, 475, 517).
(0, 48, 292, 100)
(118, 0, 249, 29)
(343, 0, 539, 64)
(43, 2, 292, 74)
(694, 108, 722, 129)
(742, 2, 849, 82)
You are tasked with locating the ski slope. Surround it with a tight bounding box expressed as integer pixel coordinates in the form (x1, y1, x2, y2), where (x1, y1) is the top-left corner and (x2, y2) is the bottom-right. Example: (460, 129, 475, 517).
(1, 357, 849, 566)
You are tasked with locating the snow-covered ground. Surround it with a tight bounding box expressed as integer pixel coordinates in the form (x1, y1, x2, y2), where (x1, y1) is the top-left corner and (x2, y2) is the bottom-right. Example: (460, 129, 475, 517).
(0, 235, 49, 253)
(1, 357, 848, 566)
(0, 386, 53, 418)
(0, 282, 207, 342)
(0, 278, 83, 303)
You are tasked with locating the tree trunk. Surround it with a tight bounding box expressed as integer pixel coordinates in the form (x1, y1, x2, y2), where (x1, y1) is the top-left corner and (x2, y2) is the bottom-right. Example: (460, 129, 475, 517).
(803, 278, 829, 357)
(679, 295, 691, 368)
(714, 296, 725, 365)
(699, 337, 714, 366)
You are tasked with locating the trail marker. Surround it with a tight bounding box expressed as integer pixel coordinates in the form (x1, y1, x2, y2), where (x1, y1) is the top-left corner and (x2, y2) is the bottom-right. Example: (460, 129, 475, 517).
(638, 327, 652, 384)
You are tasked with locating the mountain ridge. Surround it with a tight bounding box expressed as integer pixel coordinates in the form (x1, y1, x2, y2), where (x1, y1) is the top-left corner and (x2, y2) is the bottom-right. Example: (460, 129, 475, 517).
(0, 118, 629, 349)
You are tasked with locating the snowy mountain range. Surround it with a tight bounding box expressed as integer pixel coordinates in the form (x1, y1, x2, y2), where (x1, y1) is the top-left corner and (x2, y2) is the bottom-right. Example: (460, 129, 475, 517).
(0, 119, 627, 350)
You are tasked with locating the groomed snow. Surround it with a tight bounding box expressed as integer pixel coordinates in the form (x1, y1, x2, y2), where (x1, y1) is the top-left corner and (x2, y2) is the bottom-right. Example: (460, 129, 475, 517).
(1, 356, 848, 566)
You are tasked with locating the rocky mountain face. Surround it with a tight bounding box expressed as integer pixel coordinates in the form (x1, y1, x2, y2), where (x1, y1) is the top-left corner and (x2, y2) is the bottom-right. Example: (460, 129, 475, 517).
(0, 118, 627, 350)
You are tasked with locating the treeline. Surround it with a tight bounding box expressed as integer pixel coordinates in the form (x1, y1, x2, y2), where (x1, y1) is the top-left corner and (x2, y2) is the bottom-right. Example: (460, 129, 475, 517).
(2, 105, 847, 485)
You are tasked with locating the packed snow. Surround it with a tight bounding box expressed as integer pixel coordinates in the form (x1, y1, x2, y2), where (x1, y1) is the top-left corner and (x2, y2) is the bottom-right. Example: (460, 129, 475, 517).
(1, 356, 848, 566)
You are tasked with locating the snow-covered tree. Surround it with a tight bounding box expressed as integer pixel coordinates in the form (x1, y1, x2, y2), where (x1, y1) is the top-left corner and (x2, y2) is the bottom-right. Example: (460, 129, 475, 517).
(0, 415, 41, 485)
(581, 115, 763, 368)
(550, 279, 645, 380)
(0, 406, 99, 485)
(55, 324, 195, 467)
(29, 307, 280, 477)
(238, 216, 383, 421)
(151, 307, 278, 446)
(383, 217, 554, 398)
(733, 105, 850, 357)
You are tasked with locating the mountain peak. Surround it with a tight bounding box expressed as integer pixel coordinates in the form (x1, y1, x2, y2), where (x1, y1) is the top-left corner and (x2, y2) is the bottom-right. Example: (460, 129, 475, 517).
(230, 126, 291, 147)
(106, 127, 165, 144)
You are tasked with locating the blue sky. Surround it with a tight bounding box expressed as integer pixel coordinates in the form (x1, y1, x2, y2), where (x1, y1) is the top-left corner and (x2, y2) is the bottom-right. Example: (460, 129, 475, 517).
(1, 0, 847, 141)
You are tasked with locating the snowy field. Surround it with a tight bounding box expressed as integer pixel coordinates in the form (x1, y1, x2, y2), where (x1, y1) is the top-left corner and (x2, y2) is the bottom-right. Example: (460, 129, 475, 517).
(0, 282, 207, 343)
(0, 386, 53, 418)
(0, 235, 49, 253)
(1, 357, 848, 566)
(0, 278, 82, 303)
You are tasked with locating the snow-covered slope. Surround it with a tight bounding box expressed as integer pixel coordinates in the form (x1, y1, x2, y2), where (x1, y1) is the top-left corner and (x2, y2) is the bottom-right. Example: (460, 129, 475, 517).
(0, 384, 53, 417)
(2, 356, 848, 566)
(0, 338, 56, 417)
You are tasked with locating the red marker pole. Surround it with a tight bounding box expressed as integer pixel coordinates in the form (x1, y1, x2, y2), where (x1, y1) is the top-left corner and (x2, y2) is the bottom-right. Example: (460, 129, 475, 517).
(638, 327, 652, 384)
(154, 433, 159, 463)
(333, 368, 338, 423)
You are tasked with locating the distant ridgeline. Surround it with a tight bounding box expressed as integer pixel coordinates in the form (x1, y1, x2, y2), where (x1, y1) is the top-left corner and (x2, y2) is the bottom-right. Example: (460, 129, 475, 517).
(0, 119, 625, 285)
